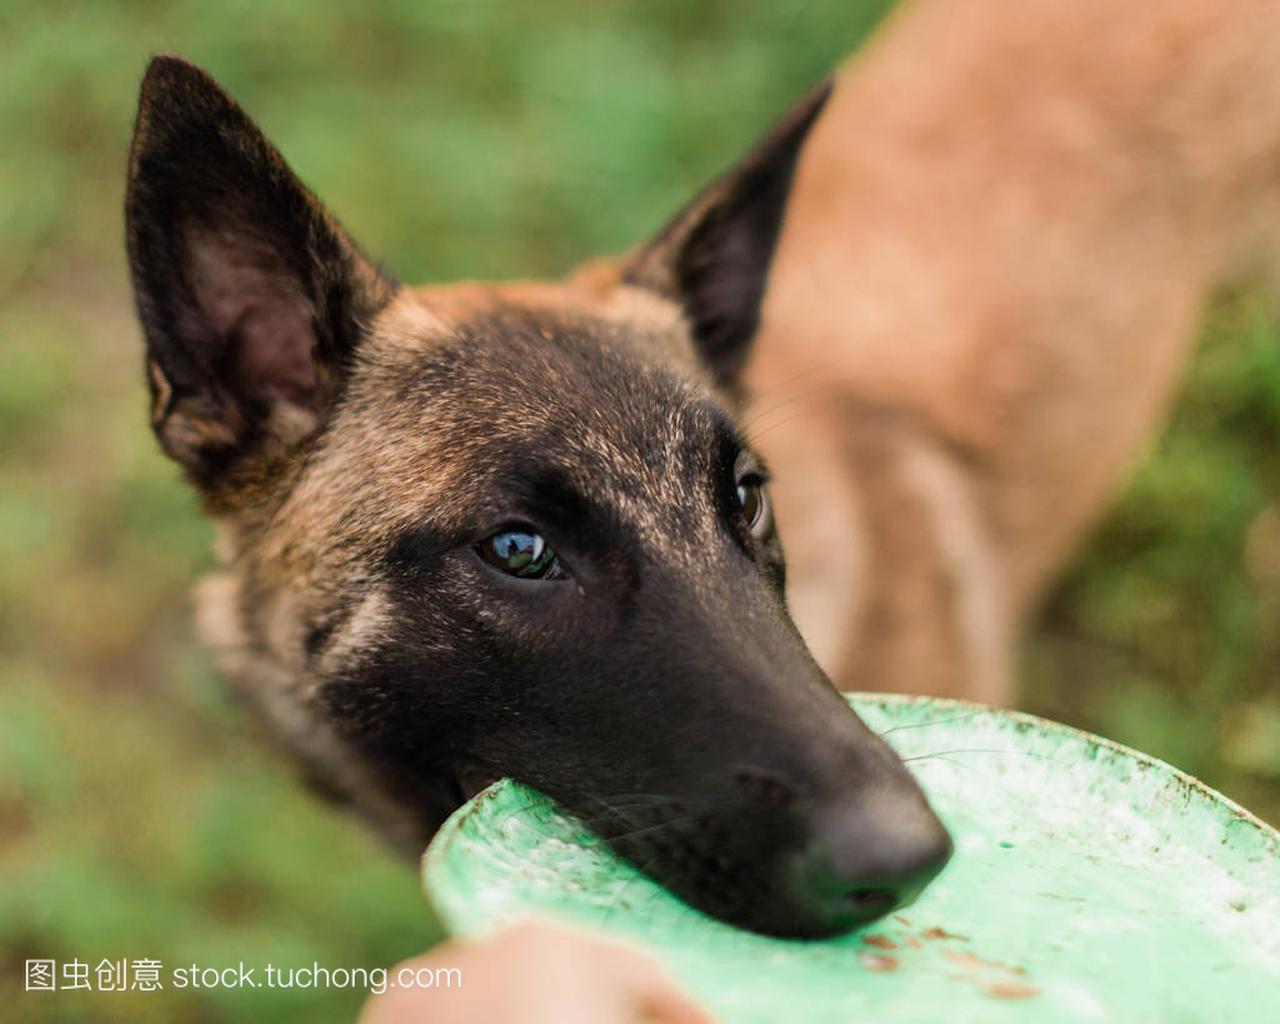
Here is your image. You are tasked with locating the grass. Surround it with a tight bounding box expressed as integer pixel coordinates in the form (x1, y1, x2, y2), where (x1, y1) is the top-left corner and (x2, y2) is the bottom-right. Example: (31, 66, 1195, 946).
(1, 1, 1278, 1020)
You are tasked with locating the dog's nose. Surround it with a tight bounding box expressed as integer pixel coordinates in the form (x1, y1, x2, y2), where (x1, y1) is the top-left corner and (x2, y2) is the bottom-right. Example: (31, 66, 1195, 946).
(785, 789, 953, 934)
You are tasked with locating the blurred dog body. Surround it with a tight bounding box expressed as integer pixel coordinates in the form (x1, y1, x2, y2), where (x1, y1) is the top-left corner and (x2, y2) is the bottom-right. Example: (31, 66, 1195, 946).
(754, 0, 1280, 704)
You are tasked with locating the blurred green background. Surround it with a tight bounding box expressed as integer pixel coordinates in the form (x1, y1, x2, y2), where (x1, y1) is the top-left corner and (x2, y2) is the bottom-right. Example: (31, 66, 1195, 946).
(2, 1, 1278, 1020)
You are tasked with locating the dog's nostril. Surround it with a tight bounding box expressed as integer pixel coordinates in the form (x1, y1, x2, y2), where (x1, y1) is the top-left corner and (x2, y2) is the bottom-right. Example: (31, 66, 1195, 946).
(843, 887, 897, 914)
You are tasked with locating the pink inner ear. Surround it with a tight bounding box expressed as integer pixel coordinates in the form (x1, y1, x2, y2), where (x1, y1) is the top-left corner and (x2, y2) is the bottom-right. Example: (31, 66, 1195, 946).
(189, 228, 318, 409)
(232, 304, 317, 407)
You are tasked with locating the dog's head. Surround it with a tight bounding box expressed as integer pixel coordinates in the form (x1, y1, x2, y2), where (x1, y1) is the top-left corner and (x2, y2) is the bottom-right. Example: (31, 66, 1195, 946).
(125, 56, 950, 938)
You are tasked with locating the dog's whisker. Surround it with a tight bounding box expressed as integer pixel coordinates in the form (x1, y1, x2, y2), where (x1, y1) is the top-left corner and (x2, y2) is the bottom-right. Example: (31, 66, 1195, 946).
(878, 709, 985, 738)
(901, 748, 1059, 762)
(738, 389, 823, 434)
(744, 408, 825, 444)
(903, 753, 977, 773)
(580, 789, 683, 806)
(741, 360, 838, 411)
(585, 815, 704, 849)
(580, 792, 683, 824)
(739, 395, 826, 436)
(590, 793, 684, 809)
(490, 796, 561, 831)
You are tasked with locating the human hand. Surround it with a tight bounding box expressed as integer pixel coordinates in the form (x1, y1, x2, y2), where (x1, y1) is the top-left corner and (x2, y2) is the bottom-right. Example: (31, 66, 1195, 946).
(359, 918, 714, 1024)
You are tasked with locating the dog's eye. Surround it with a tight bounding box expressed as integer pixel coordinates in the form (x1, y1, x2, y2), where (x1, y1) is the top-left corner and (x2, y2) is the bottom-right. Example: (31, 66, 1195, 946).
(477, 529, 563, 580)
(736, 477, 772, 538)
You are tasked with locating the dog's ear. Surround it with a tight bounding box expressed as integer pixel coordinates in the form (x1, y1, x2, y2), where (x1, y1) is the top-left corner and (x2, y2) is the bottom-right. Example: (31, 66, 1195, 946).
(126, 55, 394, 496)
(623, 79, 832, 387)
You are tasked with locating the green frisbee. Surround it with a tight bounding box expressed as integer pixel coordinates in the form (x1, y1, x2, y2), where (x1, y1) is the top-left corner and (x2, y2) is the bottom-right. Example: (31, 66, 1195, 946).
(423, 694, 1280, 1022)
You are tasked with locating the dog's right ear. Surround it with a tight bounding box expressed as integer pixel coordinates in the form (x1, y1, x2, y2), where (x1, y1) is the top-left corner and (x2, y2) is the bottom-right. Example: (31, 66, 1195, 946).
(126, 56, 393, 498)
(622, 79, 832, 389)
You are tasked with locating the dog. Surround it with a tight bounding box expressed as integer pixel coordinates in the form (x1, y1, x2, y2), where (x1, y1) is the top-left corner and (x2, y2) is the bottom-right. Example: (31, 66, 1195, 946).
(124, 57, 951, 939)
(131, 0, 1274, 942)
(752, 0, 1280, 707)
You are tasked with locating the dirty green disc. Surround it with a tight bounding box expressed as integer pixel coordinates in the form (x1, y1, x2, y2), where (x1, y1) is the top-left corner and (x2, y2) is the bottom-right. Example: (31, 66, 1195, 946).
(422, 694, 1280, 1022)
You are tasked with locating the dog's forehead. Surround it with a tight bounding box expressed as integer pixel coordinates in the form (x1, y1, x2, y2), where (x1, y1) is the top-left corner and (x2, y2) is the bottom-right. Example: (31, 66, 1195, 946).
(374, 283, 715, 448)
(274, 283, 732, 556)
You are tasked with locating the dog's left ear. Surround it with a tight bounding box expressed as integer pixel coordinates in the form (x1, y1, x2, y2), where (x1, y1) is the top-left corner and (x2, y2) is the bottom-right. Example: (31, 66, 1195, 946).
(125, 55, 394, 496)
(623, 79, 832, 386)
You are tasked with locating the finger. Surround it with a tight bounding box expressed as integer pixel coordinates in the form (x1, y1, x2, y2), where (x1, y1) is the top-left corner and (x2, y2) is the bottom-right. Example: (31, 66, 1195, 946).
(638, 986, 717, 1024)
(599, 943, 715, 1024)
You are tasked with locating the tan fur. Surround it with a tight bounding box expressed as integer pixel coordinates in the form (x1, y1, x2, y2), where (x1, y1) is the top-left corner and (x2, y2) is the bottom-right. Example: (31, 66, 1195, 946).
(747, 0, 1280, 703)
